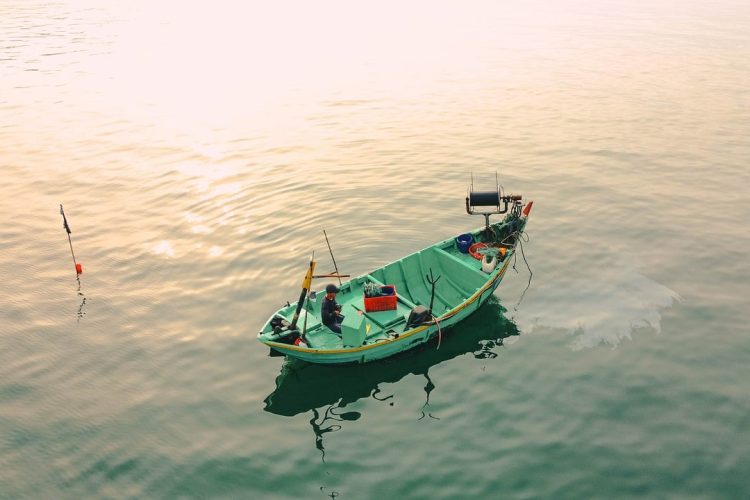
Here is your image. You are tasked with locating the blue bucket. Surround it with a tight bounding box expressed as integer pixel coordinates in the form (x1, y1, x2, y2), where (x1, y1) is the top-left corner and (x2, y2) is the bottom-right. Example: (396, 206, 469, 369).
(456, 233, 473, 253)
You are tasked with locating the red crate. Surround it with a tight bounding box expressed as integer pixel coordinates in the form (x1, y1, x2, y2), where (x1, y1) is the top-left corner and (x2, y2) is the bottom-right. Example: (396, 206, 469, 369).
(364, 285, 398, 312)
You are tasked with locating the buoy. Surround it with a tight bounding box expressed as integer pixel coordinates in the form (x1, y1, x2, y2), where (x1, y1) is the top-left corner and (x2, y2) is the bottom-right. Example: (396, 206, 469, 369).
(60, 205, 83, 277)
(522, 200, 534, 217)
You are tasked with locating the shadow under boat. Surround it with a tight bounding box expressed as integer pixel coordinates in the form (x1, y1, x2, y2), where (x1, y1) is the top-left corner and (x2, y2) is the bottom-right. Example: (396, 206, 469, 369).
(263, 296, 520, 417)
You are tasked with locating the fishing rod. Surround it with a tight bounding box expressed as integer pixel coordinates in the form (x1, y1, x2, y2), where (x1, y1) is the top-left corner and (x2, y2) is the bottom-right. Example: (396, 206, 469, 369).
(60, 205, 82, 275)
(323, 229, 342, 286)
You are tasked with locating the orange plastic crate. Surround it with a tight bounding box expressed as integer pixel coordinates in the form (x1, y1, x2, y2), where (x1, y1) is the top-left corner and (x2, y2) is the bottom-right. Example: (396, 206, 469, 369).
(364, 285, 398, 312)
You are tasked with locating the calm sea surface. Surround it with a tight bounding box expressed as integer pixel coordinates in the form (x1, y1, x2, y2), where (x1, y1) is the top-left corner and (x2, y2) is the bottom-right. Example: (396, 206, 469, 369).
(2, 1, 749, 498)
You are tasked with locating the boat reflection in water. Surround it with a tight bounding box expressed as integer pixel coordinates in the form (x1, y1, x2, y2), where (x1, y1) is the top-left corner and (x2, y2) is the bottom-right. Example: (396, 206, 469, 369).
(263, 297, 520, 461)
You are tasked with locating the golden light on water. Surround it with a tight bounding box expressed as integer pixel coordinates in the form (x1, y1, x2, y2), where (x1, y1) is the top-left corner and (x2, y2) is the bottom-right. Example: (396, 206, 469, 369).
(2, 0, 747, 258)
(4, 1, 571, 142)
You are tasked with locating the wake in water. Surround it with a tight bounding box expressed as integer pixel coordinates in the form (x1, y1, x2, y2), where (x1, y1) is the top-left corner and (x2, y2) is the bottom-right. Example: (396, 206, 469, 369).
(513, 257, 681, 349)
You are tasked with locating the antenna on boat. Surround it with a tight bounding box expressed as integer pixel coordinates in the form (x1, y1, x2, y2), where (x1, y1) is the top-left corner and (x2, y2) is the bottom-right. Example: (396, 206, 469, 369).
(496, 170, 504, 199)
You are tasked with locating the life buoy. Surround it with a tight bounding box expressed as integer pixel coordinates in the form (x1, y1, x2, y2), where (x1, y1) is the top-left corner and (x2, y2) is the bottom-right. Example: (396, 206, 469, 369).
(469, 242, 487, 260)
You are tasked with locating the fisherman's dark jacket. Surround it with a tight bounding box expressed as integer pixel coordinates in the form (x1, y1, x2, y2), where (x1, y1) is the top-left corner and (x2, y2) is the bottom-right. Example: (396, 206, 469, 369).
(321, 296, 339, 326)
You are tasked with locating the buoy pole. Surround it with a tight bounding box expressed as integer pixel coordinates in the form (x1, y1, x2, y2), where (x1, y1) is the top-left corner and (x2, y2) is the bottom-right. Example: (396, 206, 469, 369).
(60, 205, 82, 274)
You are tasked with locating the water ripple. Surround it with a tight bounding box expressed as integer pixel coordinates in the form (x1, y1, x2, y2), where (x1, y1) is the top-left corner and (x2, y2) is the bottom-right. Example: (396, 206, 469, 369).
(2, 1, 750, 498)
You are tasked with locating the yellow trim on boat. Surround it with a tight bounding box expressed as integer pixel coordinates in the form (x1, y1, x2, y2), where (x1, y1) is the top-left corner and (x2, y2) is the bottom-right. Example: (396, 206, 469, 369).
(263, 257, 512, 355)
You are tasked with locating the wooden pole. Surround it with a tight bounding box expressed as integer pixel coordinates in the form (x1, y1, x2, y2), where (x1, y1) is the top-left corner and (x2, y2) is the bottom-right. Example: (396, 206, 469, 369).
(323, 230, 342, 286)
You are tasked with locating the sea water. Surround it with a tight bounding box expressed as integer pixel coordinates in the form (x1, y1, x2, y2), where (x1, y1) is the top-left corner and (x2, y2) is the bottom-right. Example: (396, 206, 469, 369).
(1, 1, 749, 498)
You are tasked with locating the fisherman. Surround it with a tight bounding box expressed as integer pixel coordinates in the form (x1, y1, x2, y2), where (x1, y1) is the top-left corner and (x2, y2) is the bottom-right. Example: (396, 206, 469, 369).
(321, 283, 344, 334)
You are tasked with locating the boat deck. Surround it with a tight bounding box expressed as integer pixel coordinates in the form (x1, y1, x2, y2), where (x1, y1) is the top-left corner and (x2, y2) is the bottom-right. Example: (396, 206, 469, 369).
(260, 228, 513, 351)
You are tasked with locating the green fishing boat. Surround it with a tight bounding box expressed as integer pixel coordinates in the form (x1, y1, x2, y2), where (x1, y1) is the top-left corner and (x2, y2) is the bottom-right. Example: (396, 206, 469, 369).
(258, 186, 533, 365)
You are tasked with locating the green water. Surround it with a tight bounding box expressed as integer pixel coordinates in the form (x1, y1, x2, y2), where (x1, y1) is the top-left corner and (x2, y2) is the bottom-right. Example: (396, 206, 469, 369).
(2, 1, 749, 498)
